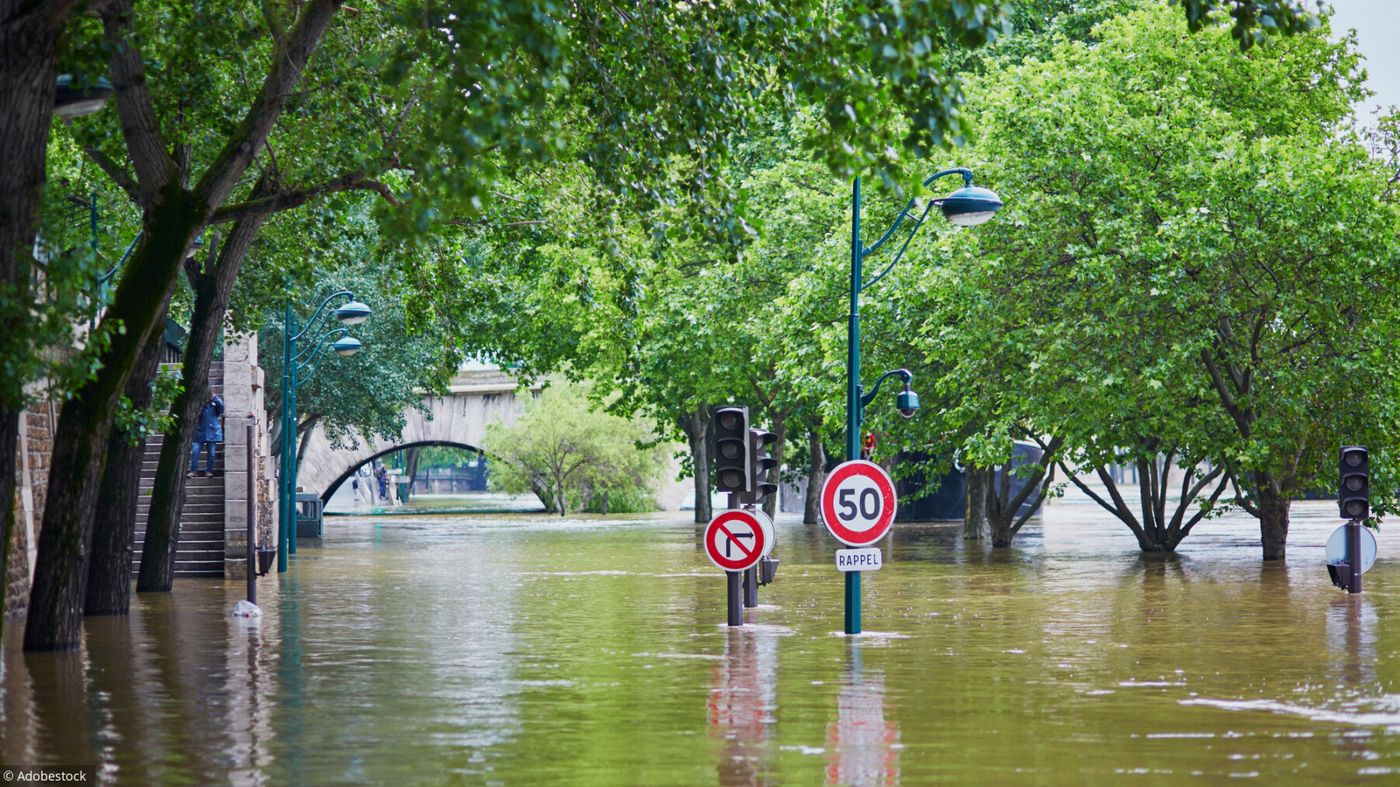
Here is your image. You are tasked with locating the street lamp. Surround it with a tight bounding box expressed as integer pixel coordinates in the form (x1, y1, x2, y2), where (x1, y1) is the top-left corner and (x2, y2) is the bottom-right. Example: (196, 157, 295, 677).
(278, 290, 370, 572)
(843, 168, 1002, 634)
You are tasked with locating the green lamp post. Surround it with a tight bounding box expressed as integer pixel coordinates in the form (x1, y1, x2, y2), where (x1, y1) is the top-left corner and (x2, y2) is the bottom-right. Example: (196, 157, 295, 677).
(844, 169, 1002, 634)
(278, 291, 369, 572)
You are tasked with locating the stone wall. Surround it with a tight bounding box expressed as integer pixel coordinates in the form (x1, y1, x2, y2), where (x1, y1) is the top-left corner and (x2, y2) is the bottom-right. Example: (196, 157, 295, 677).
(6, 399, 57, 616)
(222, 334, 276, 580)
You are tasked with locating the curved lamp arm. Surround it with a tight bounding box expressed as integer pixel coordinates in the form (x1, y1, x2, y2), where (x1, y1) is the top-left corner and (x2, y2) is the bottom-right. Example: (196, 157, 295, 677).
(295, 322, 349, 363)
(859, 168, 976, 293)
(295, 327, 349, 376)
(860, 368, 913, 408)
(290, 289, 354, 341)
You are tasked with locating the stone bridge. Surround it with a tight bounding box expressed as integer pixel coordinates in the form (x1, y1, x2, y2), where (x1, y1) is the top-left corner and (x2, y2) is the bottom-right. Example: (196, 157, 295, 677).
(296, 365, 536, 501)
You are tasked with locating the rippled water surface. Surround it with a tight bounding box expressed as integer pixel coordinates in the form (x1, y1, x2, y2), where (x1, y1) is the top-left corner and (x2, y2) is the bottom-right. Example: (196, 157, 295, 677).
(3, 500, 1400, 784)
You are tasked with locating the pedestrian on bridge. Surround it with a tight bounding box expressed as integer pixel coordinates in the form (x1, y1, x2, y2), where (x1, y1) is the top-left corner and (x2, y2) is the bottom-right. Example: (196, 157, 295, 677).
(188, 393, 225, 478)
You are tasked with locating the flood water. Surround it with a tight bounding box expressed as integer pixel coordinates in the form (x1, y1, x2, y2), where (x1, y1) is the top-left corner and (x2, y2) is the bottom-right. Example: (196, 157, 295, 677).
(2, 500, 1398, 784)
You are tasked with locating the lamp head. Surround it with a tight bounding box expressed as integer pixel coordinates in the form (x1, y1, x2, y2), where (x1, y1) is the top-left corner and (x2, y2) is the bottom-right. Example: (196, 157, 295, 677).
(940, 184, 1003, 227)
(333, 336, 363, 357)
(53, 74, 114, 119)
(336, 300, 372, 326)
(896, 385, 920, 419)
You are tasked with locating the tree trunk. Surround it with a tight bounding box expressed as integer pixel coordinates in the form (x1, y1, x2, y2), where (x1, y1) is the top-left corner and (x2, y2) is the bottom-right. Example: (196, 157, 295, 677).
(554, 477, 567, 517)
(85, 309, 168, 615)
(404, 447, 420, 501)
(25, 194, 201, 651)
(139, 212, 263, 593)
(1256, 480, 1291, 561)
(989, 513, 1014, 548)
(0, 0, 84, 640)
(682, 408, 711, 523)
(803, 429, 824, 525)
(964, 466, 987, 540)
(763, 412, 786, 519)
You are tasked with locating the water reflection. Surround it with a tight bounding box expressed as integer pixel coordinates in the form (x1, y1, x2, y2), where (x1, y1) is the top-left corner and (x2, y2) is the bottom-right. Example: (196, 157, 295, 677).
(1326, 596, 1378, 687)
(1, 583, 279, 785)
(826, 644, 900, 786)
(709, 626, 780, 784)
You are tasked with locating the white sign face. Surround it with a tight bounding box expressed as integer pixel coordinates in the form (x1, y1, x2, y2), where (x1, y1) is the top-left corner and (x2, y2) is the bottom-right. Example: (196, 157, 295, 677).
(821, 460, 898, 547)
(749, 508, 776, 557)
(835, 548, 882, 572)
(1326, 525, 1378, 574)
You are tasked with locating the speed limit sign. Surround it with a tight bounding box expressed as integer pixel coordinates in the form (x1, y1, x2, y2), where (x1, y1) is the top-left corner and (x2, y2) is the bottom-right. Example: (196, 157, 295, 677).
(821, 460, 897, 547)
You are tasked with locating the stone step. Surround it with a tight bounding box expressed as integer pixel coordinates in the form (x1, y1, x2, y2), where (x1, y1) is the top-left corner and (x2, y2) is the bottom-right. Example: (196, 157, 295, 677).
(134, 521, 225, 534)
(135, 517, 225, 527)
(139, 470, 230, 478)
(135, 486, 226, 496)
(137, 502, 224, 515)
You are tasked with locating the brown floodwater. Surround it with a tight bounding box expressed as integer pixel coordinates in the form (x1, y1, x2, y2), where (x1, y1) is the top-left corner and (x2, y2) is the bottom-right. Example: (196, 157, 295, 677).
(2, 500, 1397, 784)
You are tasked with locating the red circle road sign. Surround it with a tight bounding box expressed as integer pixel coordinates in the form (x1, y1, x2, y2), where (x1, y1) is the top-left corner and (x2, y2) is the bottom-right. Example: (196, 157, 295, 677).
(821, 460, 897, 547)
(705, 510, 767, 571)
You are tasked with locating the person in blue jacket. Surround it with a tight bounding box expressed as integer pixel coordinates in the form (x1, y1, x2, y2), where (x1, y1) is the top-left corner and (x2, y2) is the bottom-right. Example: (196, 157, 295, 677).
(188, 393, 225, 477)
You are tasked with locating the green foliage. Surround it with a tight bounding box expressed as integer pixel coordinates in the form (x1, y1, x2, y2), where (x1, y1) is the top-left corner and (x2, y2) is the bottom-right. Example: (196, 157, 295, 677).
(905, 3, 1400, 541)
(111, 366, 184, 446)
(484, 383, 668, 515)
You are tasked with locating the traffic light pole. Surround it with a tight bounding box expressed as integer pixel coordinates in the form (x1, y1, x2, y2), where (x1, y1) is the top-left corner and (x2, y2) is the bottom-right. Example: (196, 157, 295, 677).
(1347, 517, 1363, 594)
(845, 177, 864, 636)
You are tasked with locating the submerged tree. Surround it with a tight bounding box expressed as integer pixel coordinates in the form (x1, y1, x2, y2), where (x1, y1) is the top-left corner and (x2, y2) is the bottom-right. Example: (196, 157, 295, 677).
(484, 383, 667, 516)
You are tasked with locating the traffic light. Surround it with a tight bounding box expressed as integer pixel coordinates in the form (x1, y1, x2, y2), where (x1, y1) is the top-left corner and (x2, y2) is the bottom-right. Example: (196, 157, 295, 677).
(1340, 445, 1369, 520)
(746, 428, 778, 505)
(713, 406, 751, 494)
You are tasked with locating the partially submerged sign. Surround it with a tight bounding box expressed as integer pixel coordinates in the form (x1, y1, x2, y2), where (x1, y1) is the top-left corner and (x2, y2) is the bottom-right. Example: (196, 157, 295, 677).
(1326, 524, 1377, 574)
(835, 548, 882, 572)
(705, 509, 767, 572)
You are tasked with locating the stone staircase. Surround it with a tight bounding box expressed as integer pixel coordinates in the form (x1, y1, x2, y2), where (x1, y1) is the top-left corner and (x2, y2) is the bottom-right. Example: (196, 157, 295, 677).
(134, 364, 226, 577)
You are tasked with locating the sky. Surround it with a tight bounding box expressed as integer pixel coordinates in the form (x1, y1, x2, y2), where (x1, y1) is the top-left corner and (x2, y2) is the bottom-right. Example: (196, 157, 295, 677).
(1327, 0, 1400, 121)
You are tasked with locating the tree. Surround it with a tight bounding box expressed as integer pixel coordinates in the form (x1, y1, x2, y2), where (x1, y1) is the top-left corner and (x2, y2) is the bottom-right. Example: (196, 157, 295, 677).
(24, 0, 350, 650)
(484, 383, 666, 516)
(920, 4, 1400, 557)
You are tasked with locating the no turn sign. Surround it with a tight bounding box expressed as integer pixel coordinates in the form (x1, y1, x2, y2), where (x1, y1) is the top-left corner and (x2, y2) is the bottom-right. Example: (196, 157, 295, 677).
(705, 509, 768, 571)
(821, 460, 897, 547)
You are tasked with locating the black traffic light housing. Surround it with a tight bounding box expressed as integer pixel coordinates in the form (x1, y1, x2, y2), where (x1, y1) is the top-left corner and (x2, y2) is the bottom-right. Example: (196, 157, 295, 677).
(745, 428, 778, 505)
(1339, 445, 1369, 520)
(713, 406, 751, 494)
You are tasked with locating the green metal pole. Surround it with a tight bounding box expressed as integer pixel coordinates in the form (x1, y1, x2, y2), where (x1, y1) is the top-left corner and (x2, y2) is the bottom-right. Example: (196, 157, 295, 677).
(278, 302, 292, 572)
(845, 177, 863, 636)
(289, 345, 299, 556)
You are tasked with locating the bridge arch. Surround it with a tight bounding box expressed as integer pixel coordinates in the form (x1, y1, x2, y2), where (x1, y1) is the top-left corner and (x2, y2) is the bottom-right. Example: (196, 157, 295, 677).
(321, 440, 485, 501)
(296, 366, 534, 502)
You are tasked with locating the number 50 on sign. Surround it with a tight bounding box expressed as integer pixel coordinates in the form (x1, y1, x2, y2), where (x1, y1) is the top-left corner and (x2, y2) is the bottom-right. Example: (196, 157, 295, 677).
(821, 460, 897, 547)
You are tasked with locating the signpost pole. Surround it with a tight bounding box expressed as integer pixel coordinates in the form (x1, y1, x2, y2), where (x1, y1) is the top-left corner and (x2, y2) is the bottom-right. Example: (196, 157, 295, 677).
(1347, 517, 1363, 594)
(845, 177, 863, 636)
(727, 492, 743, 625)
(727, 571, 743, 626)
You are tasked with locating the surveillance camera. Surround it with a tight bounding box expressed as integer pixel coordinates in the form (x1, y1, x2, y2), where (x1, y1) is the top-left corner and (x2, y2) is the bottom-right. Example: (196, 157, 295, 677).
(896, 388, 920, 419)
